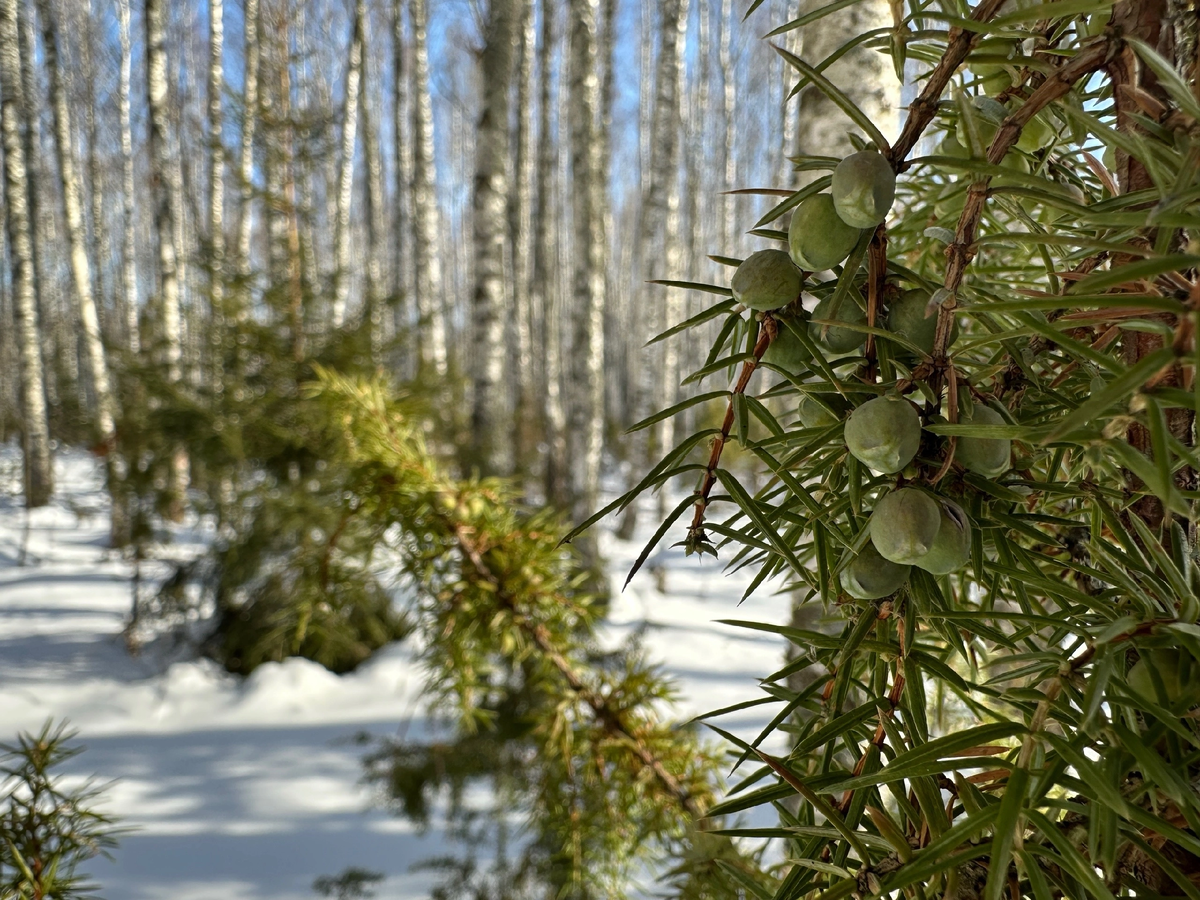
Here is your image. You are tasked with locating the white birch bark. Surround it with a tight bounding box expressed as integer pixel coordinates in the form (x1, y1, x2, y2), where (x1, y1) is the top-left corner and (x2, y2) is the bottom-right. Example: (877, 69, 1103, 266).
(145, 0, 188, 514)
(619, 0, 688, 539)
(208, 0, 226, 360)
(409, 0, 447, 377)
(145, 0, 182, 384)
(470, 0, 517, 475)
(507, 0, 535, 478)
(361, 47, 386, 358)
(566, 0, 605, 523)
(794, 0, 900, 157)
(16, 0, 56, 417)
(119, 0, 139, 353)
(235, 0, 260, 288)
(532, 0, 567, 506)
(332, 0, 365, 328)
(392, 0, 413, 350)
(36, 0, 115, 447)
(655, 0, 690, 515)
(0, 0, 53, 507)
(84, 0, 107, 329)
(719, 0, 735, 252)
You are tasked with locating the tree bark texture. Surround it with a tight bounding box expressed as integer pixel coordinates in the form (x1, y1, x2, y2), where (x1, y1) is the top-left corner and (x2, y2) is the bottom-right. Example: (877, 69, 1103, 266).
(0, 0, 52, 507)
(508, 0, 536, 481)
(619, 0, 687, 539)
(145, 0, 188, 513)
(469, 0, 518, 475)
(410, 0, 448, 377)
(36, 0, 116, 447)
(533, 0, 569, 507)
(119, 0, 139, 353)
(566, 0, 607, 528)
(208, 0, 226, 375)
(793, 0, 900, 159)
(332, 0, 365, 328)
(236, 0, 260, 288)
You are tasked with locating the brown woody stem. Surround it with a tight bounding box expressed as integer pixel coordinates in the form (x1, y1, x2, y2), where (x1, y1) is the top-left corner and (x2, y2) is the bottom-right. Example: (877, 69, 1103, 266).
(932, 40, 1116, 361)
(864, 224, 889, 381)
(888, 0, 1009, 168)
(687, 313, 779, 546)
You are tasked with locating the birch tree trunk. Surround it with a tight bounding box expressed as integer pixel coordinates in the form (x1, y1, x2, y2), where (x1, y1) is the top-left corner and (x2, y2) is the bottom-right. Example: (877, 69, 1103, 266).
(719, 0, 735, 252)
(508, 0, 535, 482)
(361, 46, 386, 359)
(146, 0, 182, 383)
(208, 0, 226, 378)
(392, 0, 413, 357)
(564, 0, 606, 532)
(469, 0, 517, 475)
(235, 0, 260, 290)
(0, 0, 53, 507)
(654, 0, 689, 521)
(332, 0, 365, 328)
(410, 0, 447, 378)
(145, 0, 188, 515)
(618, 0, 688, 539)
(119, 0, 139, 353)
(793, 0, 899, 159)
(16, 0, 57, 421)
(533, 0, 568, 507)
(35, 0, 116, 449)
(84, 0, 108, 330)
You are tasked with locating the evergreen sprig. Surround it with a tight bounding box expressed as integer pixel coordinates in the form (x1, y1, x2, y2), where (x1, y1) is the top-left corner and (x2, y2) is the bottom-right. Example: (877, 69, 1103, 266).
(609, 0, 1200, 896)
(0, 721, 122, 900)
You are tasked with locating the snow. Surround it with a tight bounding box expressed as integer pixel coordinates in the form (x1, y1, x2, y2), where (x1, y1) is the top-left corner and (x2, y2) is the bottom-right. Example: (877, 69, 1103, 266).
(0, 451, 791, 898)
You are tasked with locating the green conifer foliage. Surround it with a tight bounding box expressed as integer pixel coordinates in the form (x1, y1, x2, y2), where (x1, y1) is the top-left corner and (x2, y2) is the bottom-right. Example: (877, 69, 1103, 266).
(0, 721, 122, 900)
(586, 1, 1200, 895)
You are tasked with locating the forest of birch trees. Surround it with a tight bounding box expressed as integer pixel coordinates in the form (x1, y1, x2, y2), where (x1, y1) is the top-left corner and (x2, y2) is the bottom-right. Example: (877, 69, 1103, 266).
(0, 0, 897, 538)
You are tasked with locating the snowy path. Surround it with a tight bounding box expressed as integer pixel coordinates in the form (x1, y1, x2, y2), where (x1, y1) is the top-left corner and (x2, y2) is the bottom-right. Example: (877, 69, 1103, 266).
(0, 453, 790, 899)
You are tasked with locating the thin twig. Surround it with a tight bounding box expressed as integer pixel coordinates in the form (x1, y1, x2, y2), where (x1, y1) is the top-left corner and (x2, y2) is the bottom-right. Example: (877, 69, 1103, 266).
(687, 313, 780, 548)
(864, 224, 889, 381)
(888, 0, 1009, 168)
(932, 40, 1117, 361)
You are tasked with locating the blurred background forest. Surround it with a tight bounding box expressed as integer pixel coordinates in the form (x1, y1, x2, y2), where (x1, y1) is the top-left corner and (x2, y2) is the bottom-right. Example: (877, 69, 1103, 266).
(0, 0, 899, 536)
(0, 0, 904, 894)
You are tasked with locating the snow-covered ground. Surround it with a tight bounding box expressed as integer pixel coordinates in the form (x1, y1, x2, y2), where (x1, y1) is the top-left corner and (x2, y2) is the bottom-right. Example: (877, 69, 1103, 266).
(0, 451, 791, 899)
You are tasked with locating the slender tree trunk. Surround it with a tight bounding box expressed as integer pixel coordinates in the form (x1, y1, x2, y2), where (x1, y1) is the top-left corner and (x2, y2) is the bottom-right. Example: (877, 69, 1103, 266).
(566, 0, 607, 538)
(508, 0, 536, 484)
(119, 0, 139, 354)
(533, 0, 567, 506)
(469, 0, 518, 475)
(145, 0, 188, 516)
(273, 3, 303, 359)
(597, 0, 618, 431)
(410, 0, 447, 378)
(793, 0, 899, 159)
(0, 0, 53, 507)
(392, 0, 413, 360)
(35, 0, 116, 449)
(361, 44, 386, 360)
(236, 0, 260, 291)
(208, 0, 226, 381)
(654, 0, 689, 520)
(85, 0, 108, 334)
(719, 0, 735, 252)
(16, 0, 57, 426)
(618, 0, 687, 540)
(332, 0, 365, 328)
